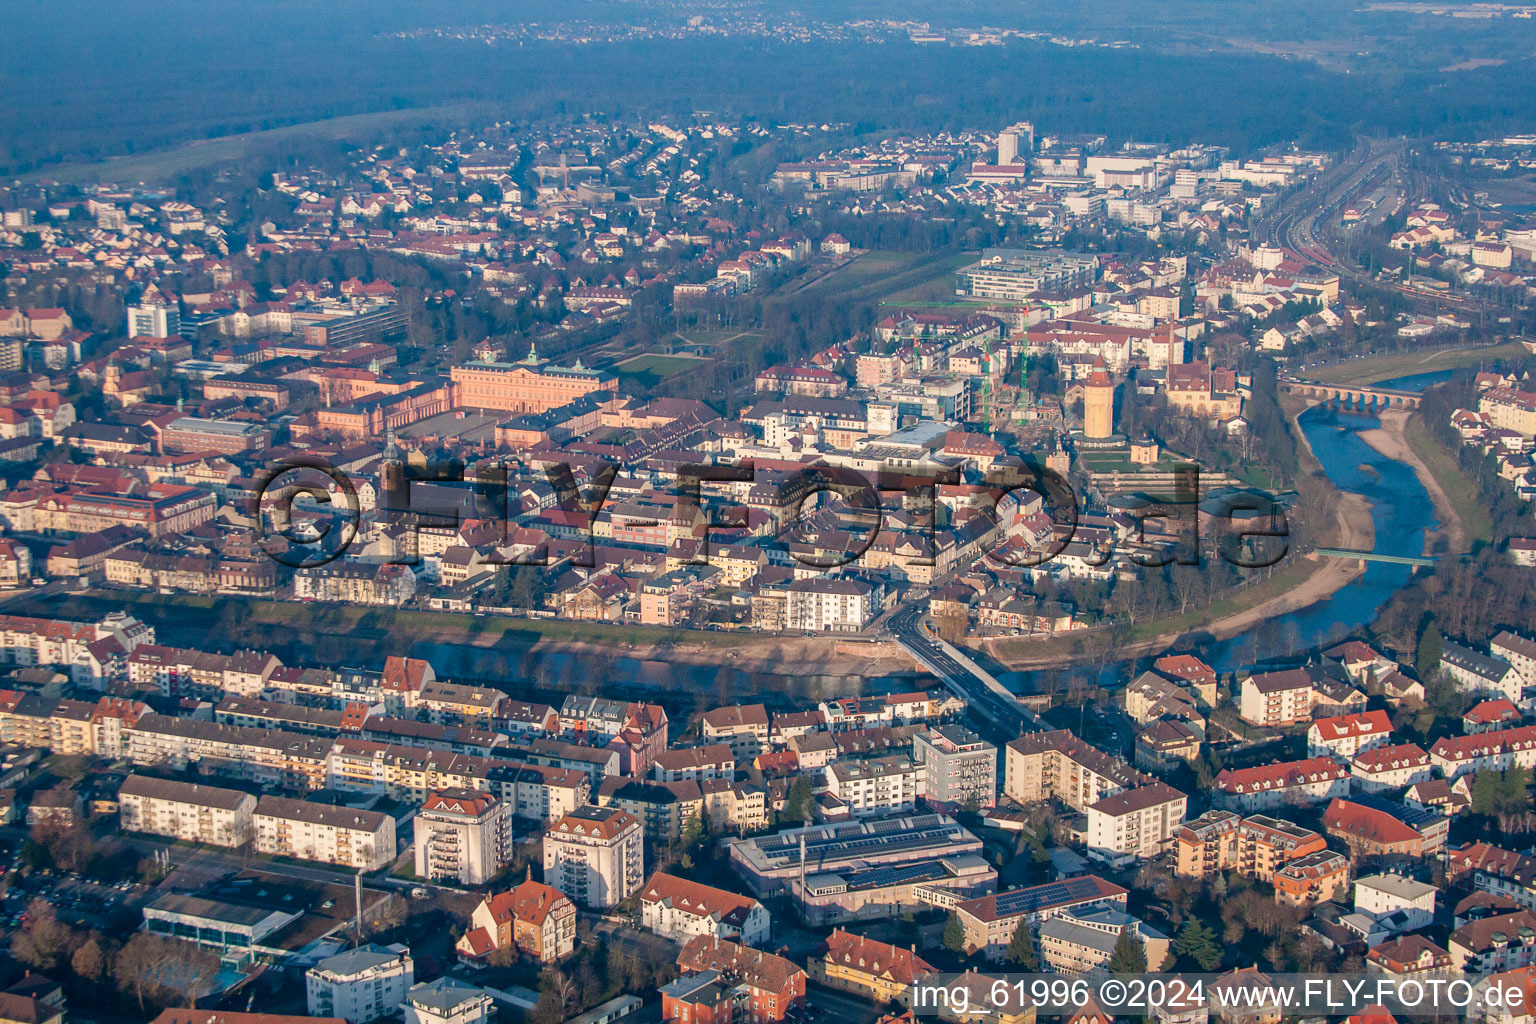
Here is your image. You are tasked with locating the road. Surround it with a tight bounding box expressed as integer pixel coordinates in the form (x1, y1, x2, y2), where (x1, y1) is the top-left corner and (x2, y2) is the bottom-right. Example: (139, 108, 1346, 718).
(888, 604, 1041, 745)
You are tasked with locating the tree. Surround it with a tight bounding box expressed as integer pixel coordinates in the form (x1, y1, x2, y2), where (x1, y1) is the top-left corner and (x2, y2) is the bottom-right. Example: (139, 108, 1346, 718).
(1004, 922, 1038, 969)
(1416, 619, 1443, 680)
(113, 933, 180, 1011)
(782, 776, 815, 825)
(1170, 919, 1223, 971)
(1106, 928, 1148, 974)
(11, 898, 76, 972)
(71, 935, 107, 988)
(942, 911, 966, 953)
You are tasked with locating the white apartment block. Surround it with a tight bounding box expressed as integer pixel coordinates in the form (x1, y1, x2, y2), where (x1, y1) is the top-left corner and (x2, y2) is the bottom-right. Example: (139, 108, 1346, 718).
(254, 795, 397, 871)
(542, 805, 644, 909)
(1441, 640, 1524, 703)
(117, 774, 255, 847)
(783, 579, 877, 632)
(1351, 744, 1434, 793)
(306, 944, 415, 1024)
(413, 789, 511, 885)
(1239, 670, 1314, 726)
(1492, 632, 1536, 688)
(825, 756, 921, 816)
(1085, 782, 1188, 865)
(1354, 874, 1436, 932)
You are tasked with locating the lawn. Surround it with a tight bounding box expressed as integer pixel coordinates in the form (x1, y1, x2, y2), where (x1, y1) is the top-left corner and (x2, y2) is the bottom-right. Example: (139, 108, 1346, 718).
(615, 353, 708, 377)
(1306, 342, 1528, 386)
(797, 249, 978, 306)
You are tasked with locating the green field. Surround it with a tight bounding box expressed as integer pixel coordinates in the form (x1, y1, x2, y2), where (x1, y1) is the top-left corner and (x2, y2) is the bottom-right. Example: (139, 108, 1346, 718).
(1306, 342, 1528, 385)
(28, 104, 485, 185)
(797, 250, 978, 306)
(615, 353, 708, 378)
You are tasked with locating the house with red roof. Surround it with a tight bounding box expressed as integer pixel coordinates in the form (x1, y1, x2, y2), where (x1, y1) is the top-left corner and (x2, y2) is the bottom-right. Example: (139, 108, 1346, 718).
(642, 871, 769, 947)
(1307, 709, 1392, 760)
(457, 876, 577, 963)
(809, 930, 933, 1006)
(1213, 757, 1350, 812)
(1324, 797, 1449, 864)
(676, 936, 805, 1024)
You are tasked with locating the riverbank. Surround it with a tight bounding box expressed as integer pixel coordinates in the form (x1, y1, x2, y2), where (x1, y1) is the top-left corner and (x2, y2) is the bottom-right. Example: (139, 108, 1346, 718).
(1357, 408, 1483, 553)
(34, 590, 919, 677)
(974, 398, 1375, 670)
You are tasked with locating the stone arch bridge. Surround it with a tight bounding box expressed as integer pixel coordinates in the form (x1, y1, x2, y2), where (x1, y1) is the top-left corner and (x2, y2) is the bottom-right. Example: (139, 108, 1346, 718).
(1278, 378, 1422, 409)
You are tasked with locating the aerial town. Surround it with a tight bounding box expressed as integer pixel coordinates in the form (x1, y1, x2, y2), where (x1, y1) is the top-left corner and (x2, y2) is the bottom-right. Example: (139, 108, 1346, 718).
(5, 3, 1536, 1024)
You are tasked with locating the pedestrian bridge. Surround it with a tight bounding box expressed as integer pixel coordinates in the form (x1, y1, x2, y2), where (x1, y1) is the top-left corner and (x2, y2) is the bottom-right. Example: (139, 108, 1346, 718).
(1314, 547, 1437, 567)
(1279, 378, 1422, 409)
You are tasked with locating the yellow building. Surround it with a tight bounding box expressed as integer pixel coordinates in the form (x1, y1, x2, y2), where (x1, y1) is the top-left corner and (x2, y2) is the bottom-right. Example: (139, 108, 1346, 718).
(810, 930, 935, 1006)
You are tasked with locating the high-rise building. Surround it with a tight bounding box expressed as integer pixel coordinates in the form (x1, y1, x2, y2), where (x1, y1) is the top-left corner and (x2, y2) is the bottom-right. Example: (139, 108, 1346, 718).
(128, 301, 180, 339)
(913, 724, 998, 810)
(413, 789, 511, 885)
(1083, 356, 1115, 439)
(542, 805, 644, 908)
(997, 121, 1034, 166)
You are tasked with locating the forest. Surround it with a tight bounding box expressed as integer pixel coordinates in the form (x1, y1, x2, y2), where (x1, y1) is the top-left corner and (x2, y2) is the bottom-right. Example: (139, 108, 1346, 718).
(9, 0, 1536, 176)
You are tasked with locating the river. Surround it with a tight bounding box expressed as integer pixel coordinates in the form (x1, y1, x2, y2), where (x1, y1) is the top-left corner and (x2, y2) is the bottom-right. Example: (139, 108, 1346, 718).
(1198, 369, 1450, 669)
(416, 371, 1450, 703)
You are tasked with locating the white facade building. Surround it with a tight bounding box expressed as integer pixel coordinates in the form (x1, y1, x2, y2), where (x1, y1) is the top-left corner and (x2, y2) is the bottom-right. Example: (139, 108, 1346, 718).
(254, 795, 397, 871)
(413, 789, 511, 885)
(117, 775, 255, 847)
(542, 805, 644, 909)
(306, 944, 415, 1024)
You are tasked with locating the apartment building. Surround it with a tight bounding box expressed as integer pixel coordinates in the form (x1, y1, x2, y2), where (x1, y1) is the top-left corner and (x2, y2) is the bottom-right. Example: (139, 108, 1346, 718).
(653, 744, 736, 783)
(542, 806, 644, 909)
(955, 874, 1129, 961)
(1085, 782, 1187, 865)
(809, 930, 935, 1007)
(413, 789, 511, 885)
(1441, 641, 1524, 703)
(1431, 725, 1536, 778)
(825, 757, 921, 816)
(126, 714, 333, 791)
(117, 775, 256, 847)
(1040, 906, 1169, 976)
(306, 945, 415, 1024)
(1273, 850, 1350, 907)
(1307, 710, 1392, 760)
(700, 704, 771, 759)
(1492, 632, 1536, 687)
(675, 936, 806, 1024)
(1350, 743, 1434, 793)
(640, 871, 771, 947)
(294, 563, 415, 606)
(253, 795, 397, 871)
(1005, 730, 1150, 812)
(1212, 758, 1350, 811)
(1238, 669, 1314, 726)
(1174, 810, 1328, 882)
(782, 578, 879, 633)
(913, 725, 997, 810)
